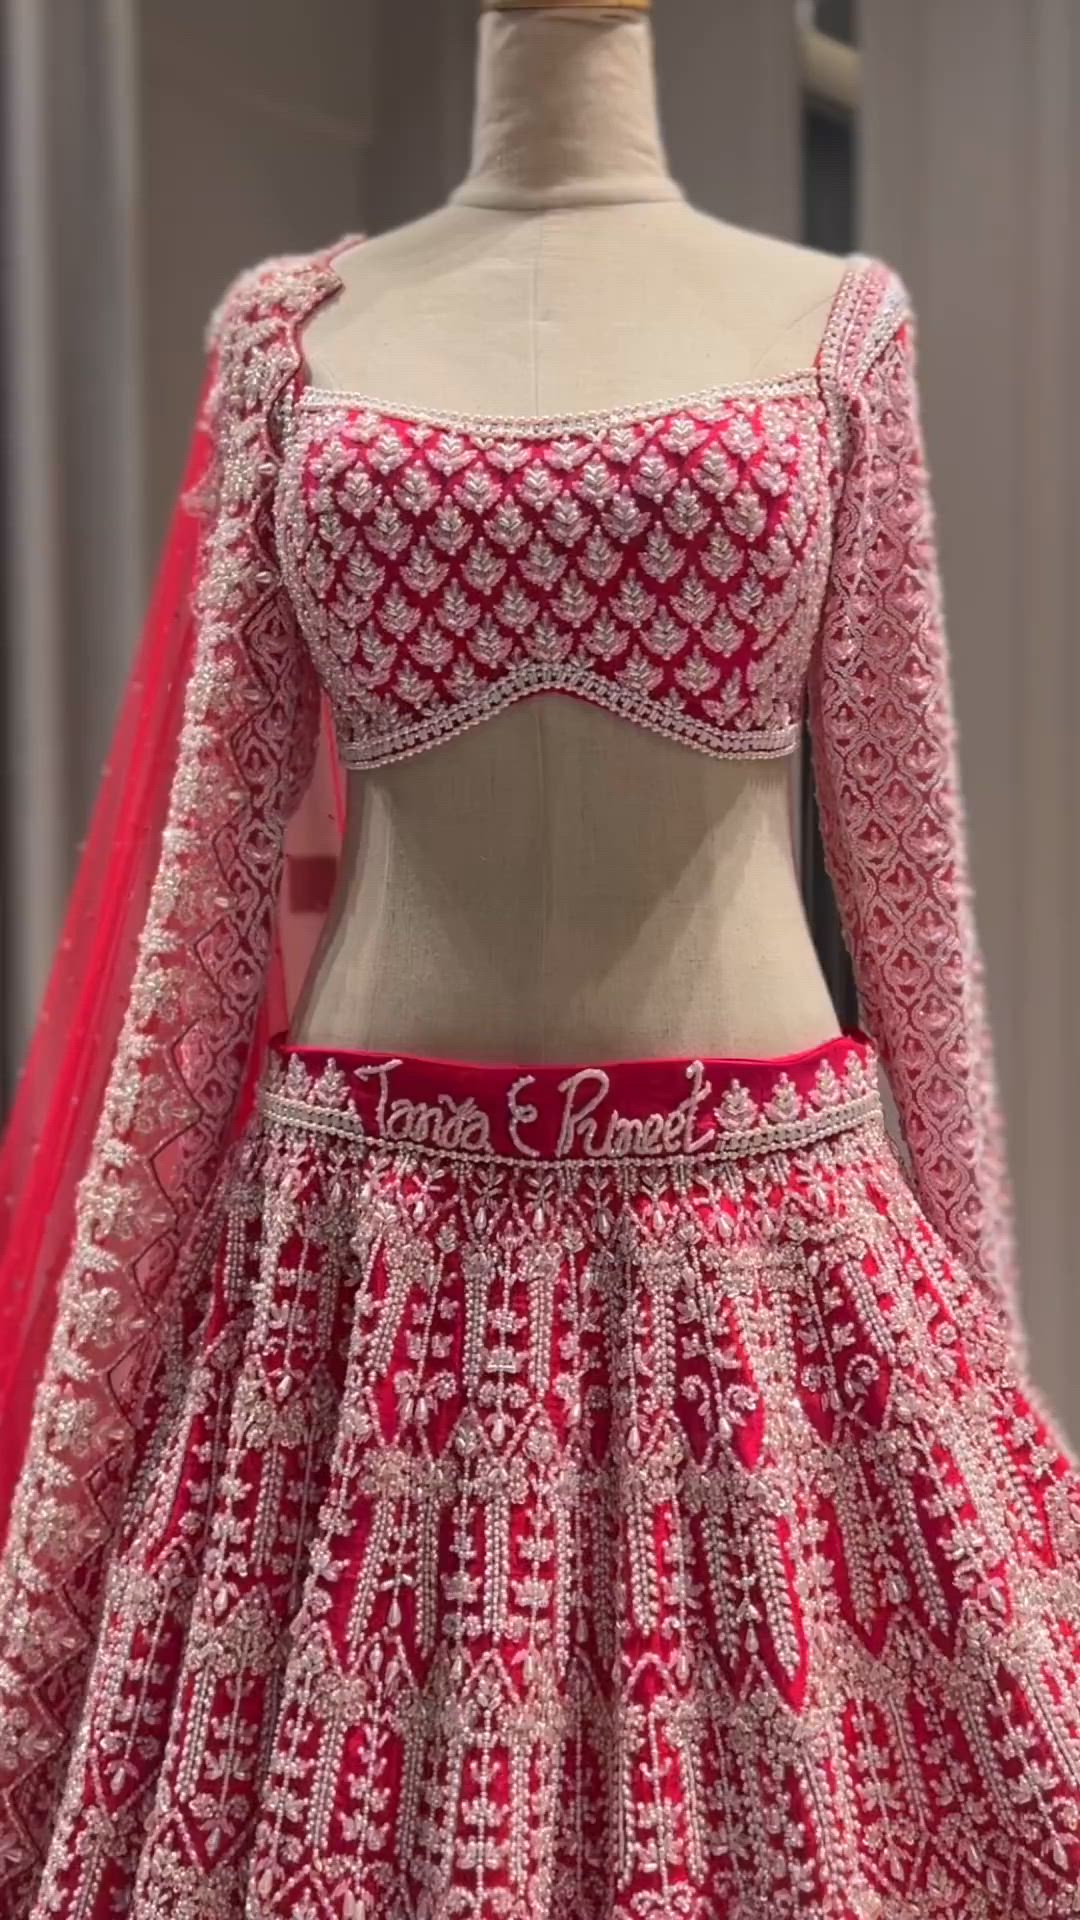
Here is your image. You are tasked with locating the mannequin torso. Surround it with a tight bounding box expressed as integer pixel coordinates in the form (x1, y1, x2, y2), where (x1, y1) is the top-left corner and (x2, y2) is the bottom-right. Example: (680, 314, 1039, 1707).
(289, 8, 846, 1058)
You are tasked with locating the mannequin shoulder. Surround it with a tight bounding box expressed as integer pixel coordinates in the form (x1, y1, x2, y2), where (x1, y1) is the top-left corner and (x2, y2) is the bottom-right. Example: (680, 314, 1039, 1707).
(678, 214, 847, 307)
(676, 212, 911, 377)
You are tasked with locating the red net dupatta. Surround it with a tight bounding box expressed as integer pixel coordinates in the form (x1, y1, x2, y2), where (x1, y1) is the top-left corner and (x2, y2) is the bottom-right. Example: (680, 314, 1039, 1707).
(0, 244, 349, 1903)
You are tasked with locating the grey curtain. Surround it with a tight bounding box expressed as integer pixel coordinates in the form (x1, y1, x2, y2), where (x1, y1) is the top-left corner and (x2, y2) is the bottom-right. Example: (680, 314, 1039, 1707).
(0, 0, 376, 1109)
(1, 0, 142, 1103)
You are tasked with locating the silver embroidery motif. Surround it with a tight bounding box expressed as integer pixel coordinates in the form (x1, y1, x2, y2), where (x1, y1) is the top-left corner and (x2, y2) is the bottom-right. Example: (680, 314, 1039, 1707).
(274, 378, 838, 770)
(20, 1041, 1080, 1918)
(0, 248, 340, 1912)
(0, 238, 1038, 1920)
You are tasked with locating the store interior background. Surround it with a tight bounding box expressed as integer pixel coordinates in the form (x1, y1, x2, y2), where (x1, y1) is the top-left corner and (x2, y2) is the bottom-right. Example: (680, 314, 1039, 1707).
(2, 0, 1078, 1434)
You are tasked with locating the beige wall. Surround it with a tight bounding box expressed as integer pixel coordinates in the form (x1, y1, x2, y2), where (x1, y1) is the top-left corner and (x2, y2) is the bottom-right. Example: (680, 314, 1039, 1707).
(653, 0, 800, 236)
(136, 0, 375, 567)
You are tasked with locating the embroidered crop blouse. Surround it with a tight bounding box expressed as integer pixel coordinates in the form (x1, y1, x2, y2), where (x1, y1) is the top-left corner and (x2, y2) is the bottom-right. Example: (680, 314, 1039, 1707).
(191, 235, 1019, 1339)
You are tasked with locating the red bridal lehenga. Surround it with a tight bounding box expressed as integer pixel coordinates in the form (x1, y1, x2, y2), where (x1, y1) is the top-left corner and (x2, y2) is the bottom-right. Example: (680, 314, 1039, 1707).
(1, 239, 1079, 1920)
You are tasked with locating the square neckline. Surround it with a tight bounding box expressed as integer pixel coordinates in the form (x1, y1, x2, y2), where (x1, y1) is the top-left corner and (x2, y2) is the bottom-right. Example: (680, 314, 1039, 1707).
(290, 234, 870, 443)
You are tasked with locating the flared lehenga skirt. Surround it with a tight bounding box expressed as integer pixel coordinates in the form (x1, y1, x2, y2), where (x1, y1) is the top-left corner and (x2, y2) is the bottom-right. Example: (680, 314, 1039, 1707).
(21, 1028, 1080, 1920)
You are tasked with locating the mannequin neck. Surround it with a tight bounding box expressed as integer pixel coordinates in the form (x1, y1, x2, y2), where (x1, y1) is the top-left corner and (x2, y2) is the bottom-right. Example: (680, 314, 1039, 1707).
(450, 9, 683, 210)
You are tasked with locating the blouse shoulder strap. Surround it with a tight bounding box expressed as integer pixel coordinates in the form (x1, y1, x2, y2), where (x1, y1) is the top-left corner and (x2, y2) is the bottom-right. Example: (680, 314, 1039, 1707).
(201, 240, 349, 455)
(817, 252, 914, 395)
(815, 252, 914, 466)
(203, 245, 335, 351)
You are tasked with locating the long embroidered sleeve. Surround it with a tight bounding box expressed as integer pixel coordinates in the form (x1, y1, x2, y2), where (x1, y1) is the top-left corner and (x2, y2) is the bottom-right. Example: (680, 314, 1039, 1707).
(808, 278, 1023, 1350)
(0, 256, 332, 1904)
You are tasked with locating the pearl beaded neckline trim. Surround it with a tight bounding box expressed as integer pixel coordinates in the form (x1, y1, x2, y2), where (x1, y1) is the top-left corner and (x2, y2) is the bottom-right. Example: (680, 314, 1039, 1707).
(296, 366, 824, 441)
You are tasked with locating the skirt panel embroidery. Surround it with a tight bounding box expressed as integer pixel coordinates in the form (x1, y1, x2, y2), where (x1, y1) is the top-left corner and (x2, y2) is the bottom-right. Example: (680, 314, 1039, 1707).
(26, 1034, 1080, 1920)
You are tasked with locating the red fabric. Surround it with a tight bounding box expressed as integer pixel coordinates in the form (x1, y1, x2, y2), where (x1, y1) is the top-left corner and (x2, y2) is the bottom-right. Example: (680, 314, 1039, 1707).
(14, 1030, 1080, 1918)
(807, 308, 1022, 1354)
(0, 363, 214, 1529)
(0, 237, 1036, 1915)
(280, 247, 1022, 1356)
(0, 368, 347, 1541)
(0, 252, 347, 1905)
(281, 367, 832, 768)
(274, 1022, 882, 1158)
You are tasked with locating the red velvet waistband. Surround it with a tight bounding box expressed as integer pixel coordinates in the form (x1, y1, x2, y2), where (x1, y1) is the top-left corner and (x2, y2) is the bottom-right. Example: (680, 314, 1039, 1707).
(261, 1026, 882, 1164)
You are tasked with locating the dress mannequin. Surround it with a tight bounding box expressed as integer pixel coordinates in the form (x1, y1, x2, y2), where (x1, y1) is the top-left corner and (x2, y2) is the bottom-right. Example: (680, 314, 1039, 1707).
(3, 21, 1062, 1905)
(290, 1, 847, 1060)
